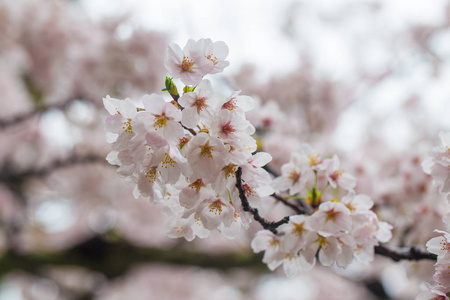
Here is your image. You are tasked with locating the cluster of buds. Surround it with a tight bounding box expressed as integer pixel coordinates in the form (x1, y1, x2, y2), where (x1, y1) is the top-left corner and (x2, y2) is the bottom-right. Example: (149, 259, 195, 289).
(103, 38, 392, 275)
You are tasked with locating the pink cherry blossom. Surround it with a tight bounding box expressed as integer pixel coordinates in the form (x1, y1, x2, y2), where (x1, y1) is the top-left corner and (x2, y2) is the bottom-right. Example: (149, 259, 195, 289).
(164, 39, 213, 86)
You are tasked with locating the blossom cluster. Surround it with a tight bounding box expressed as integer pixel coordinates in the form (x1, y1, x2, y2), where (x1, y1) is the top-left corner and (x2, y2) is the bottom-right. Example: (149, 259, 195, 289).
(423, 132, 450, 201)
(417, 132, 450, 299)
(252, 148, 392, 276)
(104, 38, 272, 240)
(104, 38, 392, 276)
(418, 227, 450, 299)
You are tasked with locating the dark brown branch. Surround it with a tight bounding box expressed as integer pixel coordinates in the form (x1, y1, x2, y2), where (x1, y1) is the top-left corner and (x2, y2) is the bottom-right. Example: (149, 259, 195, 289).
(272, 193, 305, 214)
(375, 244, 437, 262)
(182, 124, 197, 136)
(236, 167, 290, 234)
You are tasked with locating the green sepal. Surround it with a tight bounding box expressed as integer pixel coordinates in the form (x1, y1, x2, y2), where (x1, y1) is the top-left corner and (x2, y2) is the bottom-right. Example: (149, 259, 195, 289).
(162, 77, 179, 98)
(183, 85, 196, 93)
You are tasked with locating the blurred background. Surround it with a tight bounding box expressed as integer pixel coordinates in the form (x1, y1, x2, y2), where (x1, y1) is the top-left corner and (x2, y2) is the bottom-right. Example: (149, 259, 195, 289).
(1, 0, 450, 299)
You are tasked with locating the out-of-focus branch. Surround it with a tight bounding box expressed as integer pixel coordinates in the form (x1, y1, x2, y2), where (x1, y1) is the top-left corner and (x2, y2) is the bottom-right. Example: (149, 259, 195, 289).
(271, 193, 311, 215)
(0, 153, 107, 184)
(0, 96, 94, 130)
(235, 167, 290, 234)
(0, 236, 265, 280)
(375, 244, 437, 262)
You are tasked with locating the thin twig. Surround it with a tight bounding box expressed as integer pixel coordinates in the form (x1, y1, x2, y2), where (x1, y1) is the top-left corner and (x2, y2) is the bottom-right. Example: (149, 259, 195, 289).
(271, 193, 305, 214)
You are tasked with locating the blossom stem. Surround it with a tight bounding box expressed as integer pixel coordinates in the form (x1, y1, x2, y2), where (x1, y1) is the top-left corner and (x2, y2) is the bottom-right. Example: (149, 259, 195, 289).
(271, 193, 307, 214)
(236, 167, 290, 234)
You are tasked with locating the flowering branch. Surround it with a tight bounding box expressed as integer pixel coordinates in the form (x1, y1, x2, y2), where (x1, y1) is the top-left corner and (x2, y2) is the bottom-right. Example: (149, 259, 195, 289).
(236, 166, 437, 262)
(235, 167, 290, 234)
(375, 244, 437, 262)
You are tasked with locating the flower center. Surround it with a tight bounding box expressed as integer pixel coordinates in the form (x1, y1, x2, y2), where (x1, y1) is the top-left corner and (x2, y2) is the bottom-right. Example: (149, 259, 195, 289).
(206, 54, 218, 64)
(193, 96, 207, 113)
(222, 164, 237, 178)
(221, 122, 235, 135)
(199, 141, 214, 158)
(145, 166, 158, 183)
(222, 98, 237, 111)
(325, 209, 339, 222)
(162, 153, 175, 168)
(330, 170, 342, 182)
(243, 184, 255, 197)
(189, 178, 205, 192)
(288, 171, 301, 184)
(153, 113, 170, 129)
(123, 118, 133, 133)
(308, 154, 321, 166)
(208, 199, 224, 215)
(179, 56, 194, 72)
(292, 222, 305, 237)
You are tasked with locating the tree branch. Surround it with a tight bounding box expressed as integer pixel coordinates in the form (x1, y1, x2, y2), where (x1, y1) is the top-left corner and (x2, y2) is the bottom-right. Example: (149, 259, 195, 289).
(235, 167, 290, 234)
(271, 193, 306, 214)
(0, 96, 93, 130)
(0, 236, 265, 280)
(0, 153, 108, 184)
(374, 244, 437, 262)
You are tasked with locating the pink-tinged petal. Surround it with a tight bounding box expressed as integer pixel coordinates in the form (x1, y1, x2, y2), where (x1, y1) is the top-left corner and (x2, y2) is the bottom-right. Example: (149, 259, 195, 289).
(163, 102, 182, 122)
(376, 221, 392, 243)
(354, 194, 373, 210)
(339, 172, 356, 190)
(106, 151, 119, 165)
(166, 217, 195, 241)
(318, 237, 339, 266)
(164, 43, 184, 76)
(250, 152, 272, 167)
(251, 230, 275, 253)
(142, 94, 166, 113)
(112, 132, 134, 151)
(283, 255, 301, 277)
(440, 131, 450, 148)
(181, 107, 201, 129)
(163, 122, 184, 142)
(119, 98, 137, 119)
(179, 188, 200, 209)
(178, 92, 196, 107)
(181, 71, 204, 86)
(255, 185, 274, 197)
(106, 132, 118, 143)
(105, 114, 125, 133)
(427, 235, 449, 256)
(212, 41, 229, 60)
(103, 95, 121, 115)
(235, 95, 254, 111)
(145, 132, 167, 149)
